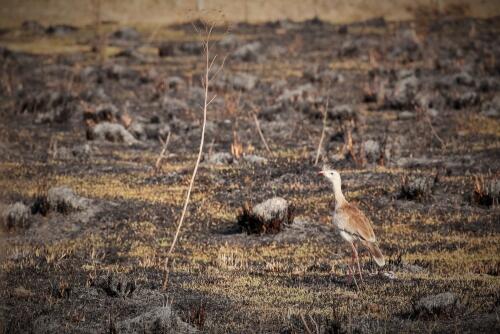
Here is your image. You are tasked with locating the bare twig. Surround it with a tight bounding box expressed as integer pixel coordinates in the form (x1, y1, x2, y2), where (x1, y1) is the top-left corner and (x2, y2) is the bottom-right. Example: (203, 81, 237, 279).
(155, 132, 171, 173)
(314, 96, 329, 165)
(250, 106, 272, 155)
(163, 23, 222, 290)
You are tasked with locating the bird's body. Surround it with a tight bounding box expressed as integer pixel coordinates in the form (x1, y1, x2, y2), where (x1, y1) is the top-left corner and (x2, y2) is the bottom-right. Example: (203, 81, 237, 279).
(319, 166, 385, 282)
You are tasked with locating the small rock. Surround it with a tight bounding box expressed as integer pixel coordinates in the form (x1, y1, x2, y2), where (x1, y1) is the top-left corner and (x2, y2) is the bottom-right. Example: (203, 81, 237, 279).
(111, 27, 141, 41)
(96, 274, 135, 298)
(327, 104, 357, 122)
(233, 41, 262, 62)
(45, 24, 77, 36)
(2, 202, 31, 229)
(116, 306, 197, 334)
(47, 186, 89, 212)
(218, 72, 258, 91)
(57, 144, 92, 160)
(252, 198, 290, 225)
(238, 197, 294, 234)
(382, 271, 397, 280)
(402, 262, 426, 273)
(161, 96, 189, 113)
(453, 71, 475, 86)
(415, 292, 458, 316)
(242, 154, 268, 165)
(88, 122, 140, 145)
(277, 84, 315, 103)
(207, 152, 233, 165)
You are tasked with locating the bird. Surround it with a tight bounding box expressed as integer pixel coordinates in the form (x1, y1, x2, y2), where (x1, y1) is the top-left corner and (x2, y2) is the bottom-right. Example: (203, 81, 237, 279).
(319, 165, 385, 283)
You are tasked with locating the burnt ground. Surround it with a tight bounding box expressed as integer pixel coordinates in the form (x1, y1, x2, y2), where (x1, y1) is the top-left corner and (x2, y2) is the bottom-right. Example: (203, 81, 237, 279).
(0, 15, 499, 333)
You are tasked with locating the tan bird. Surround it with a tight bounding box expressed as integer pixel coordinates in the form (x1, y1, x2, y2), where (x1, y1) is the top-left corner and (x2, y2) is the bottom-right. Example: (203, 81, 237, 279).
(319, 166, 385, 283)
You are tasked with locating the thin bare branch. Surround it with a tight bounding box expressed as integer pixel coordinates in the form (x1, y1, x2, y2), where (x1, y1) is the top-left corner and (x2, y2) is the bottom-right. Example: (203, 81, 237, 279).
(314, 96, 329, 165)
(155, 132, 171, 173)
(251, 109, 272, 155)
(208, 55, 228, 83)
(208, 54, 218, 72)
(207, 94, 217, 106)
(163, 22, 219, 290)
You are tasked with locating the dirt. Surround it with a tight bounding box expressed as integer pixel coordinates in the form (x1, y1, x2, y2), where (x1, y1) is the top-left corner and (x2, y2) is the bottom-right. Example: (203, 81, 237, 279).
(0, 15, 499, 333)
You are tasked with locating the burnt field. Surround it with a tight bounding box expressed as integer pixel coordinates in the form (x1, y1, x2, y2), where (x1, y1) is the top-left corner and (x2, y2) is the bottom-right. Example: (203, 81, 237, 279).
(0, 15, 499, 333)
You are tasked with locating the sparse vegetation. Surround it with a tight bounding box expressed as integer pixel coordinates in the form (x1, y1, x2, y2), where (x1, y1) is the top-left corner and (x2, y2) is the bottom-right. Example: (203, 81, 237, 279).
(0, 4, 499, 334)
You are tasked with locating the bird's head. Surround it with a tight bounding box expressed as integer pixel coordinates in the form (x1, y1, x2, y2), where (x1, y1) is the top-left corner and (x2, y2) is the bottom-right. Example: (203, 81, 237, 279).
(318, 164, 342, 185)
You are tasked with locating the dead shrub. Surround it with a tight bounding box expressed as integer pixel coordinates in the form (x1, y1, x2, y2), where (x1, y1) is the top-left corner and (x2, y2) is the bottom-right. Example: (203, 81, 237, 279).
(399, 174, 435, 201)
(471, 175, 499, 207)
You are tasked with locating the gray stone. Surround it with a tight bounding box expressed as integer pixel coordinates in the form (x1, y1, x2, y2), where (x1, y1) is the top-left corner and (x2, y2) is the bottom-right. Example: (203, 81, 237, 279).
(111, 27, 141, 41)
(2, 202, 30, 229)
(252, 197, 289, 223)
(277, 84, 315, 103)
(161, 96, 189, 113)
(453, 71, 475, 86)
(327, 104, 357, 121)
(96, 274, 135, 298)
(242, 154, 268, 165)
(47, 186, 89, 212)
(116, 306, 197, 334)
(225, 72, 258, 91)
(415, 292, 458, 315)
(207, 152, 233, 165)
(89, 122, 140, 145)
(233, 41, 262, 62)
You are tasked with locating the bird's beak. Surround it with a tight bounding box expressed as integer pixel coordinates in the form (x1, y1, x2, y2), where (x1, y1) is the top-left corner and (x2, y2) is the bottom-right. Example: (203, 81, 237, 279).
(318, 171, 324, 176)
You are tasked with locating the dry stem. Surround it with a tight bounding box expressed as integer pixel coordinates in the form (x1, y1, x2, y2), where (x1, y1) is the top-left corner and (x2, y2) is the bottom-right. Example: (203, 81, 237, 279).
(163, 23, 222, 290)
(154, 132, 171, 173)
(250, 106, 272, 155)
(314, 97, 329, 165)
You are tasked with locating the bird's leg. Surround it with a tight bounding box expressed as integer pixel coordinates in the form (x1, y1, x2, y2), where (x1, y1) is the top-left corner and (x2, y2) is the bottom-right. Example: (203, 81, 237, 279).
(350, 242, 364, 284)
(347, 242, 355, 285)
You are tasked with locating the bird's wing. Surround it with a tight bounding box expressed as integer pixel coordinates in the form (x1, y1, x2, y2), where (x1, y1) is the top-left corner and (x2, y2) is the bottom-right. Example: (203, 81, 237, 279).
(339, 203, 376, 242)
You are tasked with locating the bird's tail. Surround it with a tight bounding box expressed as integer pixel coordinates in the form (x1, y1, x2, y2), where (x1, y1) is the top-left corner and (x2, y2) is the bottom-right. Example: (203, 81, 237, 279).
(362, 240, 385, 267)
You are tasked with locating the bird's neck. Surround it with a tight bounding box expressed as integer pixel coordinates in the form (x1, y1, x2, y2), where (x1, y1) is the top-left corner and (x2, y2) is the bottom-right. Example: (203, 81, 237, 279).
(332, 181, 347, 209)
